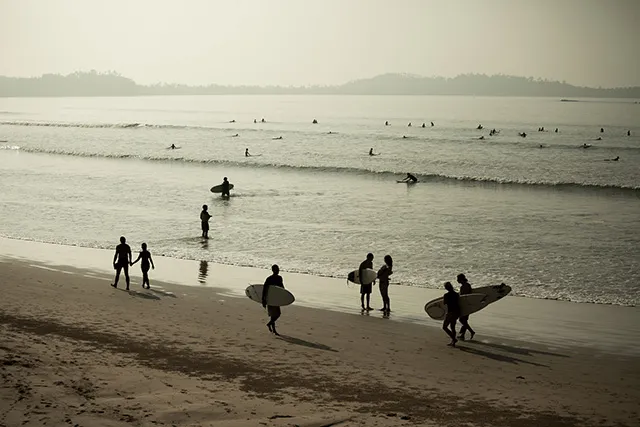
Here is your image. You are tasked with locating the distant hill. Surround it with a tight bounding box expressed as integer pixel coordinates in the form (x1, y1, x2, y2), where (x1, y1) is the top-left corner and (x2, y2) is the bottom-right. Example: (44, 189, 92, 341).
(1, 71, 639, 98)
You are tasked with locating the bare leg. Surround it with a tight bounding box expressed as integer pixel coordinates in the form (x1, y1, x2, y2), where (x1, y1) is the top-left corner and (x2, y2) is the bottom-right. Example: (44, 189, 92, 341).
(112, 266, 122, 287)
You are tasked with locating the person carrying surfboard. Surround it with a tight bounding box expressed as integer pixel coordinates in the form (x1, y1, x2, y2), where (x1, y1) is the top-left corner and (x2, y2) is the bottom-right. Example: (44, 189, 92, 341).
(262, 264, 285, 335)
(456, 273, 476, 341)
(221, 177, 231, 197)
(442, 281, 460, 347)
(359, 253, 375, 311)
(399, 173, 418, 183)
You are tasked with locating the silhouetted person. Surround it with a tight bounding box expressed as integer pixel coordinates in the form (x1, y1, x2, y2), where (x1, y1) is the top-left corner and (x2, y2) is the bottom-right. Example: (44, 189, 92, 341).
(377, 255, 393, 313)
(312, 119, 318, 124)
(519, 132, 527, 138)
(232, 133, 239, 137)
(555, 128, 559, 133)
(261, 118, 266, 123)
(402, 135, 408, 139)
(200, 205, 212, 239)
(369, 148, 378, 156)
(111, 236, 132, 290)
(431, 122, 434, 127)
(628, 130, 631, 136)
(582, 143, 591, 149)
(273, 136, 283, 140)
(254, 119, 257, 123)
(170, 144, 176, 149)
(245, 148, 250, 157)
(596, 137, 602, 141)
(421, 123, 426, 128)
(478, 136, 485, 140)
(262, 264, 285, 335)
(442, 281, 460, 346)
(385, 121, 389, 126)
(456, 273, 476, 340)
(132, 242, 154, 289)
(601, 127, 604, 133)
(359, 253, 375, 311)
(477, 124, 483, 130)
(408, 122, 412, 127)
(229, 119, 236, 123)
(400, 173, 418, 183)
(605, 156, 620, 162)
(221, 177, 230, 197)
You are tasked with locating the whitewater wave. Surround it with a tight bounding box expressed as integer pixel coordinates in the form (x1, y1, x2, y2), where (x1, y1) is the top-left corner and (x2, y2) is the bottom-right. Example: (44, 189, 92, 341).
(7, 145, 640, 192)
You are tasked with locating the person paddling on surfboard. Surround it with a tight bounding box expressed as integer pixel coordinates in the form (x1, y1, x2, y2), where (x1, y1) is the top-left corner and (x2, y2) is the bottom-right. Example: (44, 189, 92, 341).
(442, 282, 460, 347)
(245, 148, 251, 157)
(200, 205, 212, 239)
(399, 173, 418, 183)
(262, 264, 285, 335)
(359, 253, 375, 311)
(456, 273, 476, 341)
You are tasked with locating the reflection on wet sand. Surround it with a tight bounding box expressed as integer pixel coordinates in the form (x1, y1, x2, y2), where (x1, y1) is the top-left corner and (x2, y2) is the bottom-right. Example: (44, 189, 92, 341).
(198, 260, 208, 284)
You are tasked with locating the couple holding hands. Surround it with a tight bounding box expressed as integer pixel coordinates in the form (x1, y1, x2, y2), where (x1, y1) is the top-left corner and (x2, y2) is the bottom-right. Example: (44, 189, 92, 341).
(111, 236, 155, 290)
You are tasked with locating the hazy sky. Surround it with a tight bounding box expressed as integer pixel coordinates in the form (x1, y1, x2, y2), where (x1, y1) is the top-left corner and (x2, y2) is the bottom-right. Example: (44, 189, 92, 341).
(1, 0, 638, 87)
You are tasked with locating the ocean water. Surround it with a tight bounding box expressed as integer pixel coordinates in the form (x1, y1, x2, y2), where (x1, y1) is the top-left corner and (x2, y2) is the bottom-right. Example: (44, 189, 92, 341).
(1, 95, 639, 306)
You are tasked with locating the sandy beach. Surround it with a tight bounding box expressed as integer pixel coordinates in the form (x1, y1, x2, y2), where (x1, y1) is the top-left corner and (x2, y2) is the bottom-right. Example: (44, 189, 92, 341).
(1, 245, 639, 427)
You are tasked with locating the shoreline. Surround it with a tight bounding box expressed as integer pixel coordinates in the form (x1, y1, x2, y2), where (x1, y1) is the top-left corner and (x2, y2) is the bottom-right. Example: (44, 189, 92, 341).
(1, 254, 639, 426)
(1, 236, 639, 357)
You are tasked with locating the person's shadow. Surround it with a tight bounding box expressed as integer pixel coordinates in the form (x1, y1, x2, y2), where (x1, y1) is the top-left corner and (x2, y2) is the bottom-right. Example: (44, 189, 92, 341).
(198, 260, 209, 284)
(118, 288, 161, 300)
(457, 345, 548, 367)
(469, 340, 568, 358)
(277, 335, 338, 352)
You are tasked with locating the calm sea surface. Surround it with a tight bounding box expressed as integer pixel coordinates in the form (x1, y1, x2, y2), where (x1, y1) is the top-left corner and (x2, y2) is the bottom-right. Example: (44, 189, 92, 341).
(1, 95, 639, 306)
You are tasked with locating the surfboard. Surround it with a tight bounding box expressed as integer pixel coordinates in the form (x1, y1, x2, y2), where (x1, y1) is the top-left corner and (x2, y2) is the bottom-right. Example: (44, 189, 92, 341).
(245, 284, 295, 307)
(471, 283, 512, 305)
(347, 268, 377, 285)
(210, 183, 234, 193)
(424, 293, 488, 320)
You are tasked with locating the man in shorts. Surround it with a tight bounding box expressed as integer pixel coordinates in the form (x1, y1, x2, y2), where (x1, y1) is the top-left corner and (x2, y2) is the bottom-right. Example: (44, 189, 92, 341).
(111, 236, 132, 290)
(359, 253, 375, 311)
(442, 281, 460, 347)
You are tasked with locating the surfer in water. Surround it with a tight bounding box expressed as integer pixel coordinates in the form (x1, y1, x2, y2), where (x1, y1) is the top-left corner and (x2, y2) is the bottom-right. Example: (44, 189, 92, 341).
(170, 144, 177, 149)
(111, 236, 132, 290)
(442, 282, 460, 347)
(377, 255, 393, 314)
(232, 133, 239, 137)
(456, 273, 476, 341)
(359, 253, 375, 311)
(273, 136, 283, 140)
(628, 130, 631, 136)
(221, 177, 231, 197)
(369, 148, 379, 156)
(131, 242, 155, 289)
(582, 143, 592, 149)
(245, 148, 251, 157)
(604, 156, 620, 162)
(200, 205, 212, 239)
(262, 264, 285, 335)
(385, 121, 390, 126)
(400, 173, 418, 183)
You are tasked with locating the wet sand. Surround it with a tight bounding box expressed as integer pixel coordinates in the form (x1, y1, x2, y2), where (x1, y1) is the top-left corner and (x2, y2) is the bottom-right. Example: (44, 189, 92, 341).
(1, 242, 639, 426)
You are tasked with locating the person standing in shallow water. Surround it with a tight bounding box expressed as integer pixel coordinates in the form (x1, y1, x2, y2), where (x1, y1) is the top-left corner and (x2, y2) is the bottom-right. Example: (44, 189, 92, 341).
(132, 243, 155, 289)
(200, 205, 212, 239)
(456, 273, 476, 340)
(377, 255, 393, 314)
(111, 236, 132, 290)
(359, 253, 375, 311)
(442, 281, 460, 347)
(262, 264, 285, 335)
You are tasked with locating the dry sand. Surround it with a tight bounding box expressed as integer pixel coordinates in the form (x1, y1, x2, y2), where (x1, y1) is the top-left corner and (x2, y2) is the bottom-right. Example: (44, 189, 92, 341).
(1, 259, 638, 427)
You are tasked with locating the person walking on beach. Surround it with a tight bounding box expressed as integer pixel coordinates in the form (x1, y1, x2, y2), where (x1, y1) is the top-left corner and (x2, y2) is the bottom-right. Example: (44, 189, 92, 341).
(377, 255, 393, 314)
(359, 253, 375, 311)
(111, 236, 132, 290)
(262, 264, 285, 335)
(457, 273, 476, 340)
(442, 281, 460, 346)
(200, 205, 212, 239)
(131, 242, 155, 289)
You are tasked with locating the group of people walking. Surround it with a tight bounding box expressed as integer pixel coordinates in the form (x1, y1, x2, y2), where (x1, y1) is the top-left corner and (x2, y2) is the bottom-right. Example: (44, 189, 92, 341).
(111, 236, 155, 290)
(442, 273, 476, 347)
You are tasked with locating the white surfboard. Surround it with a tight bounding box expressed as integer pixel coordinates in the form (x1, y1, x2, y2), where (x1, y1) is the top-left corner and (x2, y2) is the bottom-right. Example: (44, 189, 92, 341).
(424, 293, 488, 320)
(245, 284, 295, 307)
(210, 183, 234, 193)
(471, 283, 511, 305)
(347, 268, 377, 285)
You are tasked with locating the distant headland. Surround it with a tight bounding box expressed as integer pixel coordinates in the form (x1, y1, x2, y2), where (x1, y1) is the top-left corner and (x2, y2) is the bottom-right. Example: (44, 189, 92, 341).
(1, 71, 639, 98)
